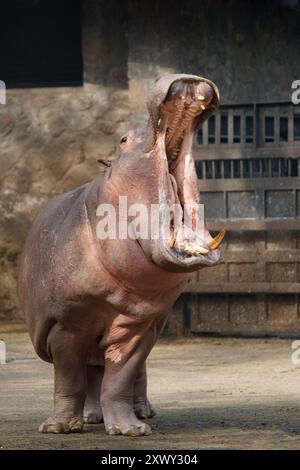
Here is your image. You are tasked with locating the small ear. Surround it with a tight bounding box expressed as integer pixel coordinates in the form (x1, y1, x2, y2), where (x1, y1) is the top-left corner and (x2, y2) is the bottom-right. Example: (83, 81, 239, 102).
(96, 159, 112, 169)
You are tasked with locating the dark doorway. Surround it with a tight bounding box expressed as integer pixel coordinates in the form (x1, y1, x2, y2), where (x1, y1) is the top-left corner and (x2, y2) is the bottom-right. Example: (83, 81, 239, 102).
(0, 0, 83, 88)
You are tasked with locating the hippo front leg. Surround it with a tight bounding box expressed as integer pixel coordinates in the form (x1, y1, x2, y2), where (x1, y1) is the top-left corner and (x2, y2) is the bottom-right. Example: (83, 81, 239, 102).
(101, 319, 157, 436)
(134, 362, 156, 419)
(39, 323, 87, 434)
(133, 315, 167, 420)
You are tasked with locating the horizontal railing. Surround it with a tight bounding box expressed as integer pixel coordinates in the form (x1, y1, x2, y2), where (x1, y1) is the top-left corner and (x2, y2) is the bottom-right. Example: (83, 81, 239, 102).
(196, 101, 300, 158)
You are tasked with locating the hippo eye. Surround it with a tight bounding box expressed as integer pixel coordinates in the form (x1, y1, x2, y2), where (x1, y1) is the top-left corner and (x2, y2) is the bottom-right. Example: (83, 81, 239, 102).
(120, 136, 127, 144)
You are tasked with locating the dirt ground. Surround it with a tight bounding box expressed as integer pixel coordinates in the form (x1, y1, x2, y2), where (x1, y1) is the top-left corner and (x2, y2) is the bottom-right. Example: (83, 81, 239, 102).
(1, 323, 300, 450)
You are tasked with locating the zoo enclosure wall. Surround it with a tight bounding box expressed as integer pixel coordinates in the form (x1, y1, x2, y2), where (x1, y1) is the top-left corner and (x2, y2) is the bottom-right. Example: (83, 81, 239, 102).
(1, 0, 300, 337)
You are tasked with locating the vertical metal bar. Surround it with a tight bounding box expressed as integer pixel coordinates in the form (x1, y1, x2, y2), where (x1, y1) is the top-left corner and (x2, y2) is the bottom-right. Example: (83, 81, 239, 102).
(278, 157, 282, 177)
(228, 109, 233, 145)
(221, 159, 225, 179)
(288, 158, 291, 177)
(203, 120, 208, 146)
(241, 108, 246, 145)
(215, 109, 221, 145)
(225, 190, 228, 218)
(288, 105, 294, 143)
(262, 109, 266, 147)
(254, 103, 259, 148)
(274, 106, 280, 145)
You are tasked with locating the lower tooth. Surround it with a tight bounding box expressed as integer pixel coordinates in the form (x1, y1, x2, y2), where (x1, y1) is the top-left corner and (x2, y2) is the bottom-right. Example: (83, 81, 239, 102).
(174, 242, 208, 255)
(194, 247, 209, 255)
(189, 247, 208, 255)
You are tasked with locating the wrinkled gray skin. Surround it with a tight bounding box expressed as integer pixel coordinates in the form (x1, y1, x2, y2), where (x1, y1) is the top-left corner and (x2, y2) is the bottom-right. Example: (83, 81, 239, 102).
(18, 74, 222, 436)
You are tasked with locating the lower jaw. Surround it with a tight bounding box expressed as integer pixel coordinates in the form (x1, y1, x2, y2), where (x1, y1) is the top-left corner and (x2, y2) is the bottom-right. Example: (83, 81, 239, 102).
(151, 236, 221, 273)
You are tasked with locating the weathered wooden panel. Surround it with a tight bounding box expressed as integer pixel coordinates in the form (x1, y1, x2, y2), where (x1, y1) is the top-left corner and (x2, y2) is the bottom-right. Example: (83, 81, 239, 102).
(198, 263, 227, 283)
(267, 295, 298, 326)
(229, 295, 264, 326)
(227, 191, 259, 218)
(266, 231, 298, 250)
(197, 295, 229, 327)
(201, 192, 225, 219)
(228, 262, 256, 282)
(265, 190, 295, 218)
(170, 293, 300, 335)
(227, 231, 257, 250)
(266, 263, 297, 282)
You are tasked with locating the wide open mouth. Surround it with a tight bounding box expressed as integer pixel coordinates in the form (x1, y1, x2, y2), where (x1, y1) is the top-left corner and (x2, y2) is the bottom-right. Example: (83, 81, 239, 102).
(154, 78, 225, 269)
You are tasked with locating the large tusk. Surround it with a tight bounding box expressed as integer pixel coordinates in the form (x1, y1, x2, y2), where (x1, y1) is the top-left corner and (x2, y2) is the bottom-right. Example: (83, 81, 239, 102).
(207, 230, 226, 250)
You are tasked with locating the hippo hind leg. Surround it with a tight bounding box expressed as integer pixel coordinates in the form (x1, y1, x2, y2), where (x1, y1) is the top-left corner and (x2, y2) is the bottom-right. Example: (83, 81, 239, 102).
(83, 365, 104, 424)
(39, 323, 87, 434)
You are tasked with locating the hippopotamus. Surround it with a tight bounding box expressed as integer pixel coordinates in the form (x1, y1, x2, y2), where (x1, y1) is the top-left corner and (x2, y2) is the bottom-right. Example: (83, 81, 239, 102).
(18, 73, 224, 436)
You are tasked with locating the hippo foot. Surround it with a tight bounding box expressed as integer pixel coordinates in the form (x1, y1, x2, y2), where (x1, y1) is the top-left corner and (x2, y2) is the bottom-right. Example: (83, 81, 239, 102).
(104, 410, 152, 436)
(134, 400, 156, 419)
(39, 416, 83, 434)
(83, 408, 103, 424)
(106, 421, 152, 437)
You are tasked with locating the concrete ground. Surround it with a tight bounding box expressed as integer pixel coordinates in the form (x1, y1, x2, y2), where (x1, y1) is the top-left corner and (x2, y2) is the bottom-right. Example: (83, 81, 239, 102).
(1, 323, 300, 450)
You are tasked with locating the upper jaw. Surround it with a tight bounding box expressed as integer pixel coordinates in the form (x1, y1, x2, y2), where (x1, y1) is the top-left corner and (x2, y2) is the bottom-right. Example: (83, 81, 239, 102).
(159, 78, 214, 162)
(146, 74, 220, 152)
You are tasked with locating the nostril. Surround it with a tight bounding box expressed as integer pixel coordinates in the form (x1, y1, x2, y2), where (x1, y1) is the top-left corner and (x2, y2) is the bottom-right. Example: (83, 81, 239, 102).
(196, 82, 213, 104)
(120, 136, 127, 144)
(166, 80, 186, 101)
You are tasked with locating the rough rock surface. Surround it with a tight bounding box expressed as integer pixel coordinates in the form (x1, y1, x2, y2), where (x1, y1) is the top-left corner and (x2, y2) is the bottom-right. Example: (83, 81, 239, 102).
(0, 86, 130, 320)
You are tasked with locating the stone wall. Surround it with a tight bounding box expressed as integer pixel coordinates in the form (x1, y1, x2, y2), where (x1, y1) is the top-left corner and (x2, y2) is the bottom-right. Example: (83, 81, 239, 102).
(0, 0, 132, 321)
(0, 85, 130, 320)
